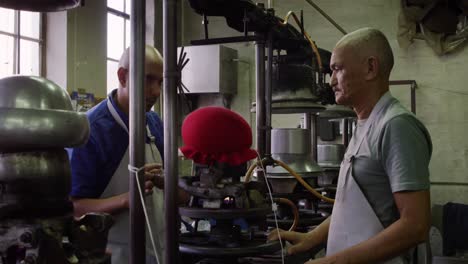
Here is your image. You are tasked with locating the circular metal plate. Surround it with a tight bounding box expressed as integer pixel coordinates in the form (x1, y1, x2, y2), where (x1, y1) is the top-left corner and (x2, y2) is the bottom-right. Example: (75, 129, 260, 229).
(251, 101, 326, 114)
(179, 207, 271, 220)
(180, 234, 281, 257)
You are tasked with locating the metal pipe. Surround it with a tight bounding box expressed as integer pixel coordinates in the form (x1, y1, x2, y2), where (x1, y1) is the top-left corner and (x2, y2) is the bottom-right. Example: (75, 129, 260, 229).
(255, 33, 266, 159)
(163, 0, 179, 262)
(342, 119, 349, 147)
(389, 80, 417, 114)
(303, 113, 318, 161)
(129, 0, 146, 262)
(311, 114, 318, 162)
(303, 0, 347, 35)
(265, 32, 273, 156)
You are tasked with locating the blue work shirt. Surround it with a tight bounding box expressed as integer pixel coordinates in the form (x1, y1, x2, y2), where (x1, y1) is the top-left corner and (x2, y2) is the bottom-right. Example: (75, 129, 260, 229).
(67, 89, 164, 198)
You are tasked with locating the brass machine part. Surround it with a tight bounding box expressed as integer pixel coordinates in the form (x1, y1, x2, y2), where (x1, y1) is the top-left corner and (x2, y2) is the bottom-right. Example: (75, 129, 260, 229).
(244, 159, 335, 204)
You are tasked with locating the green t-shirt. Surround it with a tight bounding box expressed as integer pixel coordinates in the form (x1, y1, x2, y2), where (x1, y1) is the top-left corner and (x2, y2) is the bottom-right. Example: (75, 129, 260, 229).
(351, 104, 432, 228)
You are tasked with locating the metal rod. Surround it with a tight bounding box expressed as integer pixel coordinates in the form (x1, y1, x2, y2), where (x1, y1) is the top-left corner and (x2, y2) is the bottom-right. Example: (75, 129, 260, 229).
(13, 10, 20, 74)
(303, 0, 347, 35)
(389, 80, 417, 114)
(411, 83, 416, 114)
(430, 181, 468, 186)
(303, 113, 317, 161)
(255, 33, 266, 158)
(265, 32, 273, 157)
(129, 0, 146, 262)
(190, 35, 260, 45)
(311, 114, 318, 162)
(163, 0, 179, 262)
(203, 14, 209, 39)
(342, 119, 349, 147)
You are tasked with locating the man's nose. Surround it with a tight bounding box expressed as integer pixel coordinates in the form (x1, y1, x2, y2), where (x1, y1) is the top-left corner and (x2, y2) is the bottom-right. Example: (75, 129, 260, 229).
(330, 71, 337, 87)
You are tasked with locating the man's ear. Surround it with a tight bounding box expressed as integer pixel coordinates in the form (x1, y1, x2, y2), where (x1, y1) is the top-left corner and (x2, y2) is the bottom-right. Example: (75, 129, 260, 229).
(365, 56, 379, 80)
(117, 67, 128, 87)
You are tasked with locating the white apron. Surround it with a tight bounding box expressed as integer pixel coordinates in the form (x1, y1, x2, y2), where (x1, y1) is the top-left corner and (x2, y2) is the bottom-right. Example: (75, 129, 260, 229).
(326, 95, 405, 264)
(102, 98, 165, 264)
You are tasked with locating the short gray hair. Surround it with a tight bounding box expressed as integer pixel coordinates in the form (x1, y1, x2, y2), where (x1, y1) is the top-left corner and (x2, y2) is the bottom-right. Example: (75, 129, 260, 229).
(336, 28, 394, 78)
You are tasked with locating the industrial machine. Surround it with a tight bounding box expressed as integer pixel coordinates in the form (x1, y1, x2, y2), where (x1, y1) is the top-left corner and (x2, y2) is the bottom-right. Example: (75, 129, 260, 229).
(0, 76, 113, 264)
(177, 1, 342, 263)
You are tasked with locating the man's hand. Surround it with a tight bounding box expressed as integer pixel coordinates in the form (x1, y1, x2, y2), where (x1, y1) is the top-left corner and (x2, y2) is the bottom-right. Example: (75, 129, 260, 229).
(268, 229, 314, 255)
(144, 163, 163, 191)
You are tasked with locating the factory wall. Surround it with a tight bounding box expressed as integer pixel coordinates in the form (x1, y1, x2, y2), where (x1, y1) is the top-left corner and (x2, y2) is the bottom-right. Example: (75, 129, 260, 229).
(181, 0, 468, 206)
(66, 0, 108, 98)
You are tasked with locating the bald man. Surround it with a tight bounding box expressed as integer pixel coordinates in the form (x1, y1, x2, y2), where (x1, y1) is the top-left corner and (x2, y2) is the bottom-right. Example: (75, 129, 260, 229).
(269, 28, 432, 264)
(68, 46, 167, 264)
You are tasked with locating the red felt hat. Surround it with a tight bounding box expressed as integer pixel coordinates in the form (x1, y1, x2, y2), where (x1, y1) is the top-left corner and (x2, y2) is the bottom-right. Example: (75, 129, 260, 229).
(180, 107, 257, 166)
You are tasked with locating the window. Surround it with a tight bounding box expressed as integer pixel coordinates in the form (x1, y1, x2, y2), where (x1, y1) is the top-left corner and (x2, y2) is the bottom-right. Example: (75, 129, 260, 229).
(0, 8, 42, 78)
(107, 0, 131, 94)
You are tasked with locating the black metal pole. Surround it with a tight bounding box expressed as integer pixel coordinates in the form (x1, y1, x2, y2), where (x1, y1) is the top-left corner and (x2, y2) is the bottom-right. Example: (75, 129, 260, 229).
(265, 32, 273, 157)
(163, 0, 179, 262)
(342, 119, 349, 148)
(255, 33, 266, 159)
(129, 0, 146, 262)
(311, 114, 318, 162)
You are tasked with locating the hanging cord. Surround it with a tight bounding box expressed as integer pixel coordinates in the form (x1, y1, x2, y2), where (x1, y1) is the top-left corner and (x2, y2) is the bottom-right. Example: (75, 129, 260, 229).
(244, 159, 335, 204)
(128, 165, 161, 264)
(280, 11, 323, 72)
(255, 152, 285, 264)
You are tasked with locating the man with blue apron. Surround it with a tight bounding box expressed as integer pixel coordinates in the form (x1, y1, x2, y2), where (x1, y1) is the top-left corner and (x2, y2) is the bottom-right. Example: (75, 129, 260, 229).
(68, 45, 167, 264)
(268, 28, 432, 264)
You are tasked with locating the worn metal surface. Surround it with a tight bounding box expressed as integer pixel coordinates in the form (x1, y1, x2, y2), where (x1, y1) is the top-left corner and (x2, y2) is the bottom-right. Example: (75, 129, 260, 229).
(268, 128, 322, 176)
(179, 234, 281, 257)
(163, 0, 180, 261)
(0, 0, 82, 12)
(0, 76, 73, 111)
(0, 214, 112, 264)
(128, 0, 146, 262)
(0, 76, 89, 150)
(0, 108, 89, 151)
(179, 207, 270, 220)
(317, 144, 345, 168)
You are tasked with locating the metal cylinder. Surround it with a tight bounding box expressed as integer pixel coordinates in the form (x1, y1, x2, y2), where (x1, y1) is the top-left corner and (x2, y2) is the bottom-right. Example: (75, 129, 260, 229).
(265, 33, 273, 157)
(271, 128, 311, 154)
(255, 33, 266, 158)
(129, 0, 146, 262)
(163, 0, 180, 262)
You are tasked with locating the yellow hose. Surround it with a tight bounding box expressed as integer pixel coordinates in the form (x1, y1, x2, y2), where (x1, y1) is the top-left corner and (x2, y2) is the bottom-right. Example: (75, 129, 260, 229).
(244, 159, 335, 204)
(274, 197, 299, 231)
(280, 11, 323, 72)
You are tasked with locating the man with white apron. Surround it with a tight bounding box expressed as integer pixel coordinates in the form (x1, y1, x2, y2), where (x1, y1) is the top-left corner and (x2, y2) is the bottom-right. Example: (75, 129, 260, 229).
(68, 45, 168, 264)
(268, 28, 432, 264)
(103, 98, 165, 264)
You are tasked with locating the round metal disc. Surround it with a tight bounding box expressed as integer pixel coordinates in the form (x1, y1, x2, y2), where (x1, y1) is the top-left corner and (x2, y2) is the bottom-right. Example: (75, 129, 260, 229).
(251, 101, 326, 114)
(180, 235, 281, 257)
(179, 207, 271, 220)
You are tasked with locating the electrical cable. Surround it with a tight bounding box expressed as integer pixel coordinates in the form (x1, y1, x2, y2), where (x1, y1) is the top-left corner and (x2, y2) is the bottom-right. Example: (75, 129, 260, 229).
(128, 165, 161, 264)
(254, 152, 285, 264)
